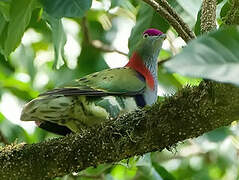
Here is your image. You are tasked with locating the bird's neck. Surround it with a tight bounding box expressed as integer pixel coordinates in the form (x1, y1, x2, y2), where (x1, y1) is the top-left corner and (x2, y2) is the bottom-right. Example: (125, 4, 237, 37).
(125, 52, 158, 91)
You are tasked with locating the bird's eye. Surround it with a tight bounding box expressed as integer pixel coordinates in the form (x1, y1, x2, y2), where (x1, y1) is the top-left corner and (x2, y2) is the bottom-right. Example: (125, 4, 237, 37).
(143, 33, 149, 39)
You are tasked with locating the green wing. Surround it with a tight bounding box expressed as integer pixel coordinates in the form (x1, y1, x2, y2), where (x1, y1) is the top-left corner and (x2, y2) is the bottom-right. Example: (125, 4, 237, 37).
(40, 67, 146, 96)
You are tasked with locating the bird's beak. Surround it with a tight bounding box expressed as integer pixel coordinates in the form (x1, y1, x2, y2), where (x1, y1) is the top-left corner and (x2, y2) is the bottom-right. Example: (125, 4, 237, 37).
(155, 34, 166, 41)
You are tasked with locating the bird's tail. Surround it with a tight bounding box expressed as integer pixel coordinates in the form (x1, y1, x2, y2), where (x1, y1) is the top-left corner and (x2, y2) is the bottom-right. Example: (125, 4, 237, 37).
(20, 95, 74, 125)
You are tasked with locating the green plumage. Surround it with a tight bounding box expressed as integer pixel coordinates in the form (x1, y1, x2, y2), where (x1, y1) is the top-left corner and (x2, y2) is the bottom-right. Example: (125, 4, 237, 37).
(21, 68, 143, 132)
(41, 67, 145, 96)
(21, 28, 166, 134)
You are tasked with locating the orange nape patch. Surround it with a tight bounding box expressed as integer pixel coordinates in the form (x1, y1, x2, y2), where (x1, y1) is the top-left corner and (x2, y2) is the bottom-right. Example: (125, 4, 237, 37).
(126, 52, 155, 90)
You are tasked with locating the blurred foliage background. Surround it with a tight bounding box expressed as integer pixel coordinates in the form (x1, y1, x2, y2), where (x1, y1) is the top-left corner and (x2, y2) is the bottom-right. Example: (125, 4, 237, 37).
(1, 0, 239, 179)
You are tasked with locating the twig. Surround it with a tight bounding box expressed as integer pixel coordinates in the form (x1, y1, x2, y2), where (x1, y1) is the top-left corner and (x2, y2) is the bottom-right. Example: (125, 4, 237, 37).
(201, 0, 217, 33)
(81, 17, 127, 56)
(91, 40, 128, 56)
(0, 131, 8, 145)
(142, 0, 195, 42)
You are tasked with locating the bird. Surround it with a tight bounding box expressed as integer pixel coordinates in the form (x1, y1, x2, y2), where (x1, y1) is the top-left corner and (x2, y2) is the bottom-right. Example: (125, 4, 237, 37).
(20, 28, 166, 135)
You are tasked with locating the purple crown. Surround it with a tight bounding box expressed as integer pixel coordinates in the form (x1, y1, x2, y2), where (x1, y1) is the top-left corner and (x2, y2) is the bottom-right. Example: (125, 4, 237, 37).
(143, 28, 163, 36)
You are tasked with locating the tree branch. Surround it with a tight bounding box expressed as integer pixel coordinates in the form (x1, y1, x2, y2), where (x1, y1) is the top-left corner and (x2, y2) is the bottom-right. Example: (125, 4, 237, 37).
(1, 81, 239, 179)
(142, 0, 196, 42)
(201, 0, 217, 33)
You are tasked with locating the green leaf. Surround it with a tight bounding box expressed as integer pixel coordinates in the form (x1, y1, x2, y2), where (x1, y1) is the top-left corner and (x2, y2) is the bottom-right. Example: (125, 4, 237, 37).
(1, 0, 37, 56)
(152, 162, 176, 180)
(217, 0, 224, 4)
(13, 45, 36, 82)
(40, 0, 92, 18)
(111, 164, 136, 180)
(158, 65, 182, 95)
(173, 74, 202, 86)
(205, 127, 231, 142)
(0, 117, 31, 143)
(167, 0, 196, 27)
(194, 8, 202, 36)
(128, 2, 170, 56)
(136, 154, 163, 180)
(0, 1, 10, 21)
(137, 166, 163, 180)
(0, 12, 7, 37)
(43, 12, 66, 69)
(0, 54, 15, 75)
(0, 74, 38, 100)
(77, 43, 109, 76)
(176, 0, 202, 20)
(110, 0, 121, 9)
(164, 26, 239, 86)
(220, 1, 230, 20)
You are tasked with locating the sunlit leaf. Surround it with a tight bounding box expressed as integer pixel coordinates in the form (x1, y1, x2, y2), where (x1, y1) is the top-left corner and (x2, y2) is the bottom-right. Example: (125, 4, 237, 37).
(43, 12, 66, 69)
(173, 74, 202, 86)
(158, 65, 182, 95)
(175, 0, 202, 20)
(77, 44, 109, 76)
(111, 164, 136, 180)
(0, 74, 38, 100)
(14, 45, 36, 82)
(28, 8, 51, 41)
(0, 112, 4, 123)
(164, 26, 239, 86)
(167, 0, 196, 27)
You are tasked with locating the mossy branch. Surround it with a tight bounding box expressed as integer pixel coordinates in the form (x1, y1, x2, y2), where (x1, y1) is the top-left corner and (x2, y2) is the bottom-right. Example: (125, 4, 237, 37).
(201, 0, 217, 33)
(1, 81, 239, 180)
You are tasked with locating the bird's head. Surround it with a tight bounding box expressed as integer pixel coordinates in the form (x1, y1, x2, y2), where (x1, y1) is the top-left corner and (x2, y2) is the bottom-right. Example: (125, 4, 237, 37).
(126, 28, 166, 90)
(127, 28, 166, 68)
(137, 28, 166, 60)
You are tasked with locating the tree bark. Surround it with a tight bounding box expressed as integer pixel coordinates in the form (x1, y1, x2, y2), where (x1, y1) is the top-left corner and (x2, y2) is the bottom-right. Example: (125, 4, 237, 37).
(1, 81, 239, 180)
(201, 0, 217, 33)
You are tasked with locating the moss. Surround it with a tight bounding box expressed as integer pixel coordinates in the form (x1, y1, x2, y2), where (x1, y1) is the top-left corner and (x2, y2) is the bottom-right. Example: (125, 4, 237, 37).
(1, 82, 239, 179)
(224, 0, 239, 25)
(201, 0, 217, 33)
